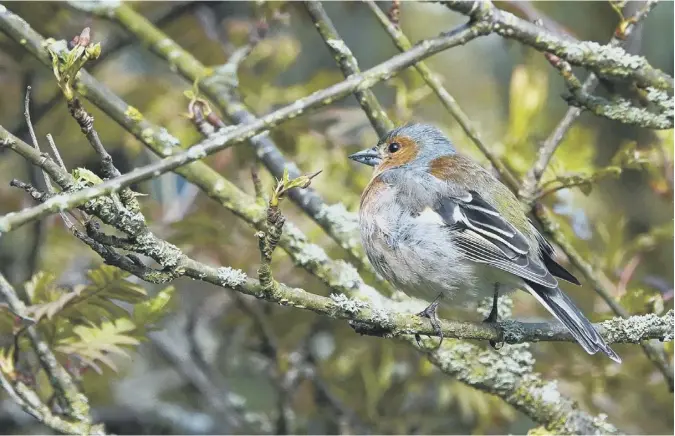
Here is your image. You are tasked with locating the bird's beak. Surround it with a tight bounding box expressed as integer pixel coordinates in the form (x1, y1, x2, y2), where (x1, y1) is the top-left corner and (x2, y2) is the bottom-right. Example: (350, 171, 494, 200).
(348, 147, 381, 167)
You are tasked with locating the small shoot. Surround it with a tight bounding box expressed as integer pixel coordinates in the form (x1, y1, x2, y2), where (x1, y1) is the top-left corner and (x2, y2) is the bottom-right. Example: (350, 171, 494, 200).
(270, 168, 322, 207)
(47, 27, 101, 101)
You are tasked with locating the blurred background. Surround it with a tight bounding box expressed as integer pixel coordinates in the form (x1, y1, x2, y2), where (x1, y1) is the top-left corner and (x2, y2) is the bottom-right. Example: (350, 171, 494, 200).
(0, 1, 673, 434)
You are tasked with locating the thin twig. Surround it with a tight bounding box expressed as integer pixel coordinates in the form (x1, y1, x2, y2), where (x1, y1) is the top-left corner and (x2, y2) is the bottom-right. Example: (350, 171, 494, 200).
(365, 0, 519, 190)
(518, 0, 662, 204)
(0, 21, 483, 234)
(305, 0, 394, 137)
(23, 87, 54, 194)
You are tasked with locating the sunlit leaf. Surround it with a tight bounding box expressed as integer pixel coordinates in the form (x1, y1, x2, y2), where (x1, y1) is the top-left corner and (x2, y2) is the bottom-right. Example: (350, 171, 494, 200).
(133, 286, 176, 327)
(56, 318, 140, 372)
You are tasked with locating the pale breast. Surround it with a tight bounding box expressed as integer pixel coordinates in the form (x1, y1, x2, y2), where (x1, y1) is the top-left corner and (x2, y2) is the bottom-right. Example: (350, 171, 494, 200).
(359, 180, 485, 305)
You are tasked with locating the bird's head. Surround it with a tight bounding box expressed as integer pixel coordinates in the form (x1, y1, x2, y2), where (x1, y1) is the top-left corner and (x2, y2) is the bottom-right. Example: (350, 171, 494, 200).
(348, 123, 456, 173)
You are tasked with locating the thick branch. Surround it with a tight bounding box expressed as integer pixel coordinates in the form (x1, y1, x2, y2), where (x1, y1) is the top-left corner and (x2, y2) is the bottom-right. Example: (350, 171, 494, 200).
(443, 1, 673, 94)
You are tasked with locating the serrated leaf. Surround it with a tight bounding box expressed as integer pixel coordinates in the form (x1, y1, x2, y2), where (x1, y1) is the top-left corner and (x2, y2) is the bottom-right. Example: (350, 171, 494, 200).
(24, 271, 57, 304)
(24, 265, 147, 324)
(133, 286, 175, 327)
(56, 318, 139, 372)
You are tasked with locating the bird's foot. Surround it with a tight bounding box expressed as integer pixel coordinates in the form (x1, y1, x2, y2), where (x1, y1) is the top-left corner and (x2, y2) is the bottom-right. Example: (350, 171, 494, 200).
(415, 296, 443, 349)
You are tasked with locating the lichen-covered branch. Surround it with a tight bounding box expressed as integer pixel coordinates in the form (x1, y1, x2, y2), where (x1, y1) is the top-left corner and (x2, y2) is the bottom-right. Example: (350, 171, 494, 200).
(534, 205, 674, 391)
(0, 6, 482, 234)
(442, 0, 673, 130)
(0, 370, 103, 435)
(443, 1, 672, 93)
(305, 0, 394, 137)
(7, 126, 671, 352)
(6, 121, 670, 433)
(425, 340, 620, 435)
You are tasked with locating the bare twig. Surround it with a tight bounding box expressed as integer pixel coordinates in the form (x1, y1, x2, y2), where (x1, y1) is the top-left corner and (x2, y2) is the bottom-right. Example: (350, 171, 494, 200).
(365, 0, 519, 190)
(616, 254, 642, 298)
(305, 0, 394, 137)
(23, 87, 54, 194)
(0, 20, 483, 234)
(518, 0, 662, 204)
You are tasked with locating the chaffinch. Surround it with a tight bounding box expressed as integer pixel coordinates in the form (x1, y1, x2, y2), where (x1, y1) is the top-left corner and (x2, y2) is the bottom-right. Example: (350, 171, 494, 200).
(349, 123, 620, 363)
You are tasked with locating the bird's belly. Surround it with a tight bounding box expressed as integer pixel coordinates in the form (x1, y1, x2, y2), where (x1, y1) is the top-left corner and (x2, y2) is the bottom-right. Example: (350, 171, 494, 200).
(362, 221, 521, 308)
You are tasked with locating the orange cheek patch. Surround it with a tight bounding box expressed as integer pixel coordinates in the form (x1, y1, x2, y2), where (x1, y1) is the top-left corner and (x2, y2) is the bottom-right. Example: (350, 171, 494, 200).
(378, 136, 419, 171)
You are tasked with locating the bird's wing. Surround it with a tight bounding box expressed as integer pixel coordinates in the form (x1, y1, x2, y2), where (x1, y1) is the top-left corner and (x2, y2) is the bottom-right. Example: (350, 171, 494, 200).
(536, 233, 582, 285)
(433, 190, 558, 288)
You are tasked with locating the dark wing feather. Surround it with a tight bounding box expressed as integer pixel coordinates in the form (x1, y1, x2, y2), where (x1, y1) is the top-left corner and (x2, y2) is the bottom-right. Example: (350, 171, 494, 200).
(434, 191, 558, 288)
(537, 234, 582, 285)
(435, 192, 529, 259)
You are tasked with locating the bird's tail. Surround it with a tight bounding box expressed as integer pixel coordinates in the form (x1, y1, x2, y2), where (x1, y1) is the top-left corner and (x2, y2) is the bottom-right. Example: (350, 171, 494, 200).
(524, 280, 621, 363)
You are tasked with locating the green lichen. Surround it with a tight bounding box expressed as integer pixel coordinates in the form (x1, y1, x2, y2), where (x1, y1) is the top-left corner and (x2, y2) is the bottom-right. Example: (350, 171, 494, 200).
(140, 128, 155, 146)
(124, 105, 144, 123)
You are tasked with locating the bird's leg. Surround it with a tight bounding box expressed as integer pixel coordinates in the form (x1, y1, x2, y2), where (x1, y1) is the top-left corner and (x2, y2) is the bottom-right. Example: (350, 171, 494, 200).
(415, 294, 444, 349)
(484, 284, 500, 324)
(483, 284, 504, 350)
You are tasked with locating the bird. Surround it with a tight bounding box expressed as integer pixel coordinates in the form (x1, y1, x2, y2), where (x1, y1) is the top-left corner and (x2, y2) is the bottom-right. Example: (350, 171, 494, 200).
(349, 123, 621, 363)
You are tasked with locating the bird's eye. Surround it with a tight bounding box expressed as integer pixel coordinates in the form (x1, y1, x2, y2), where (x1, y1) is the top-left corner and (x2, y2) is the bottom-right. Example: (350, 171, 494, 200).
(388, 142, 401, 153)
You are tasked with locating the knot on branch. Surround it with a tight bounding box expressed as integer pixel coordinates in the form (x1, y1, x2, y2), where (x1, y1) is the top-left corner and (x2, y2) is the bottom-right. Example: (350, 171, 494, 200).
(68, 98, 95, 134)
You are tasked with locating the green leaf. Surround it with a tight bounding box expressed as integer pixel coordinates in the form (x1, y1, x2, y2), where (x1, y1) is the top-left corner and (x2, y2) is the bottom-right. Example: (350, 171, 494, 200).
(24, 271, 57, 304)
(56, 318, 139, 372)
(24, 265, 147, 324)
(133, 286, 175, 327)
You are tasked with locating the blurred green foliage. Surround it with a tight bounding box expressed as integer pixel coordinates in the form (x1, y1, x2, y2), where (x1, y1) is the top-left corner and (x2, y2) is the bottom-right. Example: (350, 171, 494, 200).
(0, 1, 672, 434)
